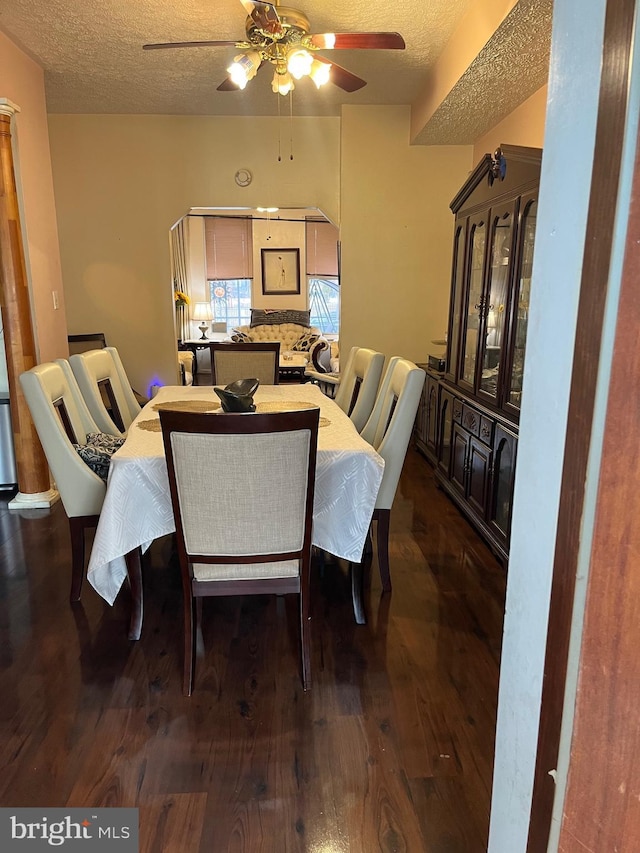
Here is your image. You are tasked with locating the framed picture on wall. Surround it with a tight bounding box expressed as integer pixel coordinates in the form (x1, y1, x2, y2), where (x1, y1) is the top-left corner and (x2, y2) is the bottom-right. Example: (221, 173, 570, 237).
(261, 248, 301, 295)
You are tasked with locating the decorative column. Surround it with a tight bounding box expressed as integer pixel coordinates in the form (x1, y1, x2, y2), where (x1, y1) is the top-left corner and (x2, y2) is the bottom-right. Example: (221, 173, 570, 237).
(0, 99, 58, 508)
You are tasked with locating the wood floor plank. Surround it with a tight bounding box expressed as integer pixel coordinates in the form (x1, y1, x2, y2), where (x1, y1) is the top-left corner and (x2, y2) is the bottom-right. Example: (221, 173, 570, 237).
(0, 447, 505, 850)
(139, 793, 207, 853)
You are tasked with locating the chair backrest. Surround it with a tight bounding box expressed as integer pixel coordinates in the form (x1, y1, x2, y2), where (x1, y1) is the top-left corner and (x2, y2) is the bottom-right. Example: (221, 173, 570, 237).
(209, 342, 280, 385)
(177, 350, 194, 386)
(334, 346, 385, 432)
(160, 409, 319, 572)
(67, 333, 107, 356)
(310, 339, 331, 372)
(68, 347, 142, 435)
(360, 358, 426, 510)
(19, 362, 107, 517)
(365, 354, 401, 414)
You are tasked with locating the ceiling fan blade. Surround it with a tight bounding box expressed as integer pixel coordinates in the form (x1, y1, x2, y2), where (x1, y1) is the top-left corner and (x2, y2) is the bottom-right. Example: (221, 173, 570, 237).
(314, 55, 366, 93)
(143, 40, 240, 50)
(310, 32, 405, 50)
(238, 0, 282, 35)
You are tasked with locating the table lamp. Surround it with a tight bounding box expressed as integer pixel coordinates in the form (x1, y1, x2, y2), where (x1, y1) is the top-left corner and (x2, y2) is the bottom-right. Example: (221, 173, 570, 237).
(192, 302, 214, 340)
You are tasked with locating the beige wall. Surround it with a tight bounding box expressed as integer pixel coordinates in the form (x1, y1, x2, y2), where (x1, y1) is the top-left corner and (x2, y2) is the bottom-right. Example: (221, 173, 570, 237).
(0, 31, 67, 366)
(46, 100, 547, 395)
(340, 105, 472, 365)
(474, 85, 547, 161)
(47, 114, 340, 394)
(185, 215, 206, 303)
(252, 219, 307, 311)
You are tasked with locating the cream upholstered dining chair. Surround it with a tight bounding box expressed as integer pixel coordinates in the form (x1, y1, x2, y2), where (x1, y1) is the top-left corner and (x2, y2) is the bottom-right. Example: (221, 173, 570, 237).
(68, 346, 142, 436)
(20, 361, 108, 602)
(159, 408, 319, 695)
(360, 357, 426, 594)
(333, 346, 385, 433)
(209, 341, 280, 385)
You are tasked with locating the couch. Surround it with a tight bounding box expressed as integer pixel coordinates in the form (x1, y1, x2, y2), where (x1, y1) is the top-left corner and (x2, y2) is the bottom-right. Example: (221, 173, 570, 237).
(229, 309, 328, 364)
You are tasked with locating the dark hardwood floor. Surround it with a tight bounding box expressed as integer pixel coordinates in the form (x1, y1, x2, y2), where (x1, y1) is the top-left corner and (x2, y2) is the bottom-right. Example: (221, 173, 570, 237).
(0, 446, 505, 852)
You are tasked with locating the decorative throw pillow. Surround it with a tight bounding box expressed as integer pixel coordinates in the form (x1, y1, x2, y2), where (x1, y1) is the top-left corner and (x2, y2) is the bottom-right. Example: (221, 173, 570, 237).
(250, 308, 311, 327)
(85, 432, 125, 453)
(230, 329, 253, 343)
(73, 444, 113, 482)
(73, 433, 125, 482)
(292, 330, 320, 352)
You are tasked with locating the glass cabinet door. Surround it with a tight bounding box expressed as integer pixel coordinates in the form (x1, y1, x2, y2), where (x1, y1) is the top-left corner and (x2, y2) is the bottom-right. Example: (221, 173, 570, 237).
(445, 223, 466, 383)
(488, 424, 518, 546)
(437, 390, 454, 476)
(460, 218, 486, 388)
(479, 209, 514, 402)
(507, 197, 537, 410)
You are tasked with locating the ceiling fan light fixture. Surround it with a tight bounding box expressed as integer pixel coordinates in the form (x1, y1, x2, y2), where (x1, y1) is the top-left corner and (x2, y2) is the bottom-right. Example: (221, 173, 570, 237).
(309, 59, 331, 89)
(143, 4, 405, 97)
(272, 69, 295, 96)
(287, 47, 313, 80)
(227, 50, 261, 89)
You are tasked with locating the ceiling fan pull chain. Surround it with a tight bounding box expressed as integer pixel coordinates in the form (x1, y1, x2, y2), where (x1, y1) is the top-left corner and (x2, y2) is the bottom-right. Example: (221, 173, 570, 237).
(289, 90, 294, 161)
(277, 91, 282, 162)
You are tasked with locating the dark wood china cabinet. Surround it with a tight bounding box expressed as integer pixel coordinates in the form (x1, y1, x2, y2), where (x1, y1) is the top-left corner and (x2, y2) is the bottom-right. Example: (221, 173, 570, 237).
(415, 144, 541, 562)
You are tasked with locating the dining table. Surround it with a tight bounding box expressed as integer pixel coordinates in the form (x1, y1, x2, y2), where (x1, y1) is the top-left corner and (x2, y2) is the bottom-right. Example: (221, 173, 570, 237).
(87, 383, 385, 638)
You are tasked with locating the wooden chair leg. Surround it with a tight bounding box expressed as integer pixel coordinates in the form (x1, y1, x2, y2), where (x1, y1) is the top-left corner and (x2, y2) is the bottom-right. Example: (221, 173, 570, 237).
(351, 526, 373, 625)
(351, 560, 366, 625)
(374, 508, 392, 592)
(183, 591, 197, 696)
(68, 517, 85, 602)
(125, 547, 143, 641)
(300, 554, 312, 690)
(363, 525, 374, 558)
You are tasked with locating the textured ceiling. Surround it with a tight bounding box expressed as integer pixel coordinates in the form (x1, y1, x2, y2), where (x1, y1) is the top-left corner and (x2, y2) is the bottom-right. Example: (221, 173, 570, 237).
(0, 0, 552, 142)
(415, 0, 553, 145)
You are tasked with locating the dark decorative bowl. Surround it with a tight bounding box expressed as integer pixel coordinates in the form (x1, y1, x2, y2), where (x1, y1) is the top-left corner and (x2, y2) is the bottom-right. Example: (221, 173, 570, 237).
(225, 378, 259, 397)
(214, 378, 259, 413)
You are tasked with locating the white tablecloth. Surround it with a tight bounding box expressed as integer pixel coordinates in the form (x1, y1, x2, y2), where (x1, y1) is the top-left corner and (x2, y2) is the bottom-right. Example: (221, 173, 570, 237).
(87, 384, 385, 605)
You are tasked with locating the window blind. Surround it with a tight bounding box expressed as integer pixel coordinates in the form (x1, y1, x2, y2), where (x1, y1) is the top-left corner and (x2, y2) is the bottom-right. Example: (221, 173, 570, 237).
(204, 217, 254, 280)
(306, 220, 339, 277)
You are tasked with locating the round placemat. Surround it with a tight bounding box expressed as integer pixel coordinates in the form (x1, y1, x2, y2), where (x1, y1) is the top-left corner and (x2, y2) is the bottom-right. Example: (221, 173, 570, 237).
(153, 399, 218, 413)
(137, 418, 162, 432)
(255, 401, 330, 427)
(143, 400, 330, 428)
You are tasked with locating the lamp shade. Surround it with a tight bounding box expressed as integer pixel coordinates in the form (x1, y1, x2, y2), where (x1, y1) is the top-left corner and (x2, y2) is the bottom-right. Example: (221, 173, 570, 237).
(192, 302, 213, 322)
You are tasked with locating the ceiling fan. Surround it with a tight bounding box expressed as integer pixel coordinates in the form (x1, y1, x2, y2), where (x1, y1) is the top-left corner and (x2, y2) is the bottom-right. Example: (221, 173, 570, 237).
(143, 0, 405, 95)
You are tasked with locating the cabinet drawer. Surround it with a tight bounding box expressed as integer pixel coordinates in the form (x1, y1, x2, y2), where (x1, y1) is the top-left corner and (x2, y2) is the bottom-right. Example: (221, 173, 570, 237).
(453, 398, 463, 424)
